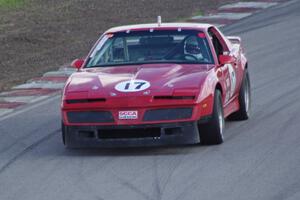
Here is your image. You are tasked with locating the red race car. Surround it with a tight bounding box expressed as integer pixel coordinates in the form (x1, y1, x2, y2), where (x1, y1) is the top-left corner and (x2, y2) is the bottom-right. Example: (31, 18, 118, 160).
(61, 21, 251, 148)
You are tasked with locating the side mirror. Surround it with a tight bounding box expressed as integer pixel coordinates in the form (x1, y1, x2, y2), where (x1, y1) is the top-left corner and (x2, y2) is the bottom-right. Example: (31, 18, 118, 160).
(219, 55, 236, 65)
(71, 59, 84, 70)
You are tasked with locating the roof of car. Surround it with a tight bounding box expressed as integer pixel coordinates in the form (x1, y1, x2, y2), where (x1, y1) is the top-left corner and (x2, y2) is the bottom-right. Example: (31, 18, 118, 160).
(105, 23, 213, 33)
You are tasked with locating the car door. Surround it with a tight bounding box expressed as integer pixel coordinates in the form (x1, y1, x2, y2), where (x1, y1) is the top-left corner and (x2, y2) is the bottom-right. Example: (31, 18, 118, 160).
(208, 27, 238, 104)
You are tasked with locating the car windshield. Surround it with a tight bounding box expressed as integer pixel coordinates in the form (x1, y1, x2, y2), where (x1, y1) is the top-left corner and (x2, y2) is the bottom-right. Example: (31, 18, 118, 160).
(85, 30, 214, 68)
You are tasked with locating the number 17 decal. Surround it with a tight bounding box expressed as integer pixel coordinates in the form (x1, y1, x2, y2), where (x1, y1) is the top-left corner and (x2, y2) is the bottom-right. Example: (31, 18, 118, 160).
(124, 82, 146, 90)
(115, 80, 151, 92)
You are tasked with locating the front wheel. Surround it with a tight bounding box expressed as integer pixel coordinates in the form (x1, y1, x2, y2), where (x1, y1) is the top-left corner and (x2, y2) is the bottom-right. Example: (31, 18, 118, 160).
(198, 90, 225, 145)
(229, 69, 251, 120)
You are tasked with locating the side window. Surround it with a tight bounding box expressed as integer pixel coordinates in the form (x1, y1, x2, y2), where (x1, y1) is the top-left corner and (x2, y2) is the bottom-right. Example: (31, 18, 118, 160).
(208, 29, 224, 58)
(87, 38, 113, 66)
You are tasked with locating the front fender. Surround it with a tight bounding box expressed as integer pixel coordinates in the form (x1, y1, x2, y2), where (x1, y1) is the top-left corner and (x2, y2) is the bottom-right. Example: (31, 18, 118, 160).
(194, 69, 223, 119)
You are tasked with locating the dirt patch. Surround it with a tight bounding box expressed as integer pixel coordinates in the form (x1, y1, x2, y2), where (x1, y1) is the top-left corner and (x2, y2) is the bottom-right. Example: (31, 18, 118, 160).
(0, 0, 252, 91)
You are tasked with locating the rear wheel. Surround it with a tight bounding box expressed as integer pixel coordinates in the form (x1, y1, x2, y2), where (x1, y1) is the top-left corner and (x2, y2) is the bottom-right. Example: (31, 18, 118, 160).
(198, 90, 224, 145)
(229, 69, 251, 120)
(61, 121, 66, 145)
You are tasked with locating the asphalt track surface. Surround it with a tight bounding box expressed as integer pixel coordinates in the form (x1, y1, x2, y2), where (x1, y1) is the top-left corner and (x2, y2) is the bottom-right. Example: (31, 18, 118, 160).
(1, 1, 300, 199)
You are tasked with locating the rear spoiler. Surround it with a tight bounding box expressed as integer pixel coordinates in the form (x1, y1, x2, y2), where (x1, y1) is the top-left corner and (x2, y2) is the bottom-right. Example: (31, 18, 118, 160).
(227, 36, 241, 44)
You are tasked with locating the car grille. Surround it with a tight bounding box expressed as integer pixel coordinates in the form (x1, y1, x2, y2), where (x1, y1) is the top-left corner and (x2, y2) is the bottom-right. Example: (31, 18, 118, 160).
(67, 111, 114, 123)
(143, 107, 193, 121)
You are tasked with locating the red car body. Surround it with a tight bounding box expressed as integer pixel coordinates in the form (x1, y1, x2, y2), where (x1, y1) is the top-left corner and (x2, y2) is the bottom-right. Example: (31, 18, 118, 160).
(61, 23, 249, 148)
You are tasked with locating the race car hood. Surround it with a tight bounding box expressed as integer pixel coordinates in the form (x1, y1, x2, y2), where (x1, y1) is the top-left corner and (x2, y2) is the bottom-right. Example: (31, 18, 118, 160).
(65, 63, 212, 98)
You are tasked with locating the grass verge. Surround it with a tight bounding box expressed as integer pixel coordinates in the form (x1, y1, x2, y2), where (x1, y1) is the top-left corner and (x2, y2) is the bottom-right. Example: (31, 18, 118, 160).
(0, 0, 24, 8)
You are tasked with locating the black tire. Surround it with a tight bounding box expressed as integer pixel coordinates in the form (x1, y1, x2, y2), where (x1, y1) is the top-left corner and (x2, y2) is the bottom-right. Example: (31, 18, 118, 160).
(198, 90, 225, 145)
(62, 122, 76, 148)
(61, 121, 66, 145)
(228, 69, 251, 120)
(62, 121, 74, 148)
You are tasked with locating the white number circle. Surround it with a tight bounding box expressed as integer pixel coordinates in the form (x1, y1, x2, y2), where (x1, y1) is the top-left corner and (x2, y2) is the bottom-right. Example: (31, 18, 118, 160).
(115, 80, 150, 92)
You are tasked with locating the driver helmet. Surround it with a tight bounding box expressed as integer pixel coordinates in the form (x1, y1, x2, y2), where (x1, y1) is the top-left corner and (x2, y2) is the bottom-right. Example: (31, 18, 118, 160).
(184, 36, 204, 60)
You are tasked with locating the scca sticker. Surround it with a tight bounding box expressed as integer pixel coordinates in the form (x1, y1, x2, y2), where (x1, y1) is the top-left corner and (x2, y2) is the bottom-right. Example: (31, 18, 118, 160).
(115, 80, 150, 92)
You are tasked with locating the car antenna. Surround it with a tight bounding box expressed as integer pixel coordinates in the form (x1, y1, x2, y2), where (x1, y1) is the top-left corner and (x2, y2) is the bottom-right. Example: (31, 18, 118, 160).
(157, 16, 162, 27)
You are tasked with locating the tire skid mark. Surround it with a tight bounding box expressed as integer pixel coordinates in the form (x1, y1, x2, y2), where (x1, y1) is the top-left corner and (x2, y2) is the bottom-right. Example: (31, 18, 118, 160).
(0, 124, 55, 155)
(171, 146, 242, 200)
(108, 148, 196, 200)
(153, 158, 162, 200)
(271, 179, 300, 200)
(172, 147, 232, 200)
(0, 129, 59, 174)
(158, 158, 182, 194)
(251, 68, 300, 92)
(113, 174, 153, 200)
(275, 108, 300, 139)
(70, 156, 106, 200)
(154, 147, 213, 200)
(151, 149, 189, 200)
(225, 108, 300, 194)
(233, 90, 300, 168)
(173, 176, 201, 200)
(225, 83, 300, 142)
(257, 90, 300, 117)
(0, 127, 18, 153)
(226, 96, 298, 140)
(225, 100, 300, 144)
(223, 108, 300, 190)
(76, 157, 118, 200)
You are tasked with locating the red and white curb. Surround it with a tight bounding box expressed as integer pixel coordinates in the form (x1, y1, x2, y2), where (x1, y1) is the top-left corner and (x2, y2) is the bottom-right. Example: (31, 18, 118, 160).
(0, 0, 286, 117)
(188, 1, 282, 27)
(0, 66, 76, 117)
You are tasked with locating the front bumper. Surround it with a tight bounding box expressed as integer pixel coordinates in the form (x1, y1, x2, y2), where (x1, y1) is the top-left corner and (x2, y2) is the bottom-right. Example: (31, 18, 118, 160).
(64, 121, 200, 148)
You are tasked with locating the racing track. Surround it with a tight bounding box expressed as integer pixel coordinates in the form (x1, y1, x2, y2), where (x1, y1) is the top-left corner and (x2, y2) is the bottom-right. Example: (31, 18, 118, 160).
(1, 1, 300, 199)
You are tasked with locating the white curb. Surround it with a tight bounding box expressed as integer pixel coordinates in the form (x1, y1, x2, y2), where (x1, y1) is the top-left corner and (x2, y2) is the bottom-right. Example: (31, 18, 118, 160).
(192, 12, 253, 20)
(219, 2, 278, 9)
(215, 24, 226, 28)
(0, 95, 50, 104)
(12, 81, 66, 90)
(59, 66, 76, 71)
(43, 70, 75, 77)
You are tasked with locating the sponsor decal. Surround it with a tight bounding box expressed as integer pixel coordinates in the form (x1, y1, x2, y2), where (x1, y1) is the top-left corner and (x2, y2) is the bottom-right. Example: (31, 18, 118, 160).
(115, 80, 150, 92)
(226, 64, 237, 97)
(119, 111, 138, 120)
(225, 77, 231, 102)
